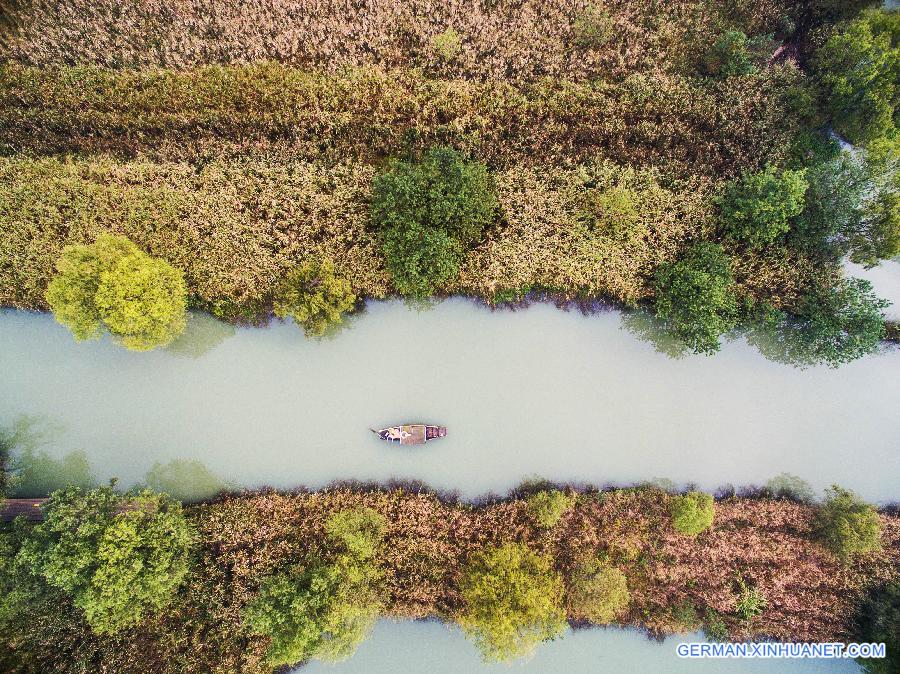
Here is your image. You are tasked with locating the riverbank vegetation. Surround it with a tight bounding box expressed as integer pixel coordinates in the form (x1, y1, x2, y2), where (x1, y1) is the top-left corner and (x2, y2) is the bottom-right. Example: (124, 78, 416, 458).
(0, 2, 897, 362)
(45, 233, 187, 350)
(0, 482, 897, 672)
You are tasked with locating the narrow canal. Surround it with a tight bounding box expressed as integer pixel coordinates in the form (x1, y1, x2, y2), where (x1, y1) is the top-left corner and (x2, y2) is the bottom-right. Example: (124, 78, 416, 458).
(2, 298, 898, 502)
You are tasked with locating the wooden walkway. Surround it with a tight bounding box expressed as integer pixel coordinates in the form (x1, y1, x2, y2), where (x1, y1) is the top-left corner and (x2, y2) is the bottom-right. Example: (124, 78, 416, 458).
(1, 498, 47, 522)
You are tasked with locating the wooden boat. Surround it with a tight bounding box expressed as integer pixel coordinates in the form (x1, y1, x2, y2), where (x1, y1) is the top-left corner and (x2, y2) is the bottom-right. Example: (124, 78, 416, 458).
(372, 424, 447, 446)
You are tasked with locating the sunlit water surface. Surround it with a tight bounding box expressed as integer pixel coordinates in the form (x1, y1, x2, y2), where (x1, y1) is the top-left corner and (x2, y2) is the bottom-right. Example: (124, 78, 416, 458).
(296, 620, 861, 673)
(1, 299, 898, 502)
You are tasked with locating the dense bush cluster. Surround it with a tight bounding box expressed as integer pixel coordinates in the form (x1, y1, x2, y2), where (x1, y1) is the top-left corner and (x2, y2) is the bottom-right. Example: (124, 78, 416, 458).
(0, 484, 896, 673)
(8, 485, 195, 634)
(670, 491, 716, 536)
(814, 10, 899, 145)
(45, 233, 187, 350)
(814, 485, 883, 561)
(243, 507, 384, 665)
(653, 243, 738, 355)
(273, 259, 356, 336)
(718, 166, 808, 249)
(458, 542, 566, 661)
(525, 489, 577, 528)
(566, 557, 631, 623)
(371, 147, 496, 297)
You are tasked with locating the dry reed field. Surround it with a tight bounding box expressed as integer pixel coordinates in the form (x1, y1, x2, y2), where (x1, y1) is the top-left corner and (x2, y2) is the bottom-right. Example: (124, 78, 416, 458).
(0, 0, 795, 80)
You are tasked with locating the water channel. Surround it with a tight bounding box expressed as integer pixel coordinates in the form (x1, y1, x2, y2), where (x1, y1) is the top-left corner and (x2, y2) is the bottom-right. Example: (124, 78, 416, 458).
(2, 298, 898, 503)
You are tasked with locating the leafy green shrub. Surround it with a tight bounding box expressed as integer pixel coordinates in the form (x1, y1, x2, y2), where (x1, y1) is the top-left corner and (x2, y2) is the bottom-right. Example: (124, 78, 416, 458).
(855, 582, 900, 674)
(430, 28, 462, 61)
(45, 233, 187, 350)
(244, 557, 381, 666)
(792, 139, 899, 266)
(752, 277, 888, 368)
(273, 259, 356, 337)
(765, 473, 816, 503)
(566, 557, 630, 624)
(670, 600, 702, 632)
(734, 578, 766, 623)
(325, 507, 386, 560)
(581, 184, 642, 240)
(702, 31, 758, 77)
(572, 4, 614, 48)
(371, 147, 496, 297)
(16, 485, 195, 634)
(458, 543, 566, 661)
(814, 10, 899, 144)
(814, 486, 882, 561)
(703, 607, 729, 641)
(526, 490, 576, 528)
(717, 166, 808, 248)
(653, 243, 738, 355)
(670, 491, 715, 536)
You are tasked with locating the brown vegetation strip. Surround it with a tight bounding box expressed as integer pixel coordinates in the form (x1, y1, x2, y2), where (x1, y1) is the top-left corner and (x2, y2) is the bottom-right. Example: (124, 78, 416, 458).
(0, 0, 794, 81)
(0, 63, 806, 179)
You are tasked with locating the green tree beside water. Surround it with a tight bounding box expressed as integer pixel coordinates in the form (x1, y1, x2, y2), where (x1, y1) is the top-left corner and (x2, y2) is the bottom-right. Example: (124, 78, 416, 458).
(46, 233, 187, 351)
(670, 491, 715, 536)
(244, 507, 385, 666)
(15, 485, 196, 634)
(750, 278, 888, 368)
(274, 259, 356, 337)
(814, 485, 882, 561)
(814, 10, 899, 145)
(458, 542, 566, 661)
(653, 243, 738, 355)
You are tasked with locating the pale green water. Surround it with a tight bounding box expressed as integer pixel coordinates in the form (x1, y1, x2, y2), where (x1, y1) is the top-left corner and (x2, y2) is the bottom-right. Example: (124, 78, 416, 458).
(846, 258, 900, 319)
(298, 621, 861, 673)
(1, 300, 899, 501)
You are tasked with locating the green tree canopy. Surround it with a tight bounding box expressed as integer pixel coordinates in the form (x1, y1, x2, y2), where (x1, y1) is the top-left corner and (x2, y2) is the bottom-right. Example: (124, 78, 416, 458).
(566, 557, 630, 623)
(46, 233, 187, 350)
(717, 166, 808, 248)
(814, 485, 882, 561)
(325, 507, 386, 560)
(15, 485, 196, 634)
(243, 557, 382, 666)
(702, 31, 758, 78)
(273, 259, 356, 337)
(244, 506, 385, 666)
(792, 138, 900, 265)
(750, 277, 887, 368)
(653, 242, 738, 355)
(525, 490, 577, 529)
(458, 543, 566, 662)
(814, 9, 899, 144)
(371, 147, 497, 297)
(855, 582, 900, 674)
(670, 491, 715, 536)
